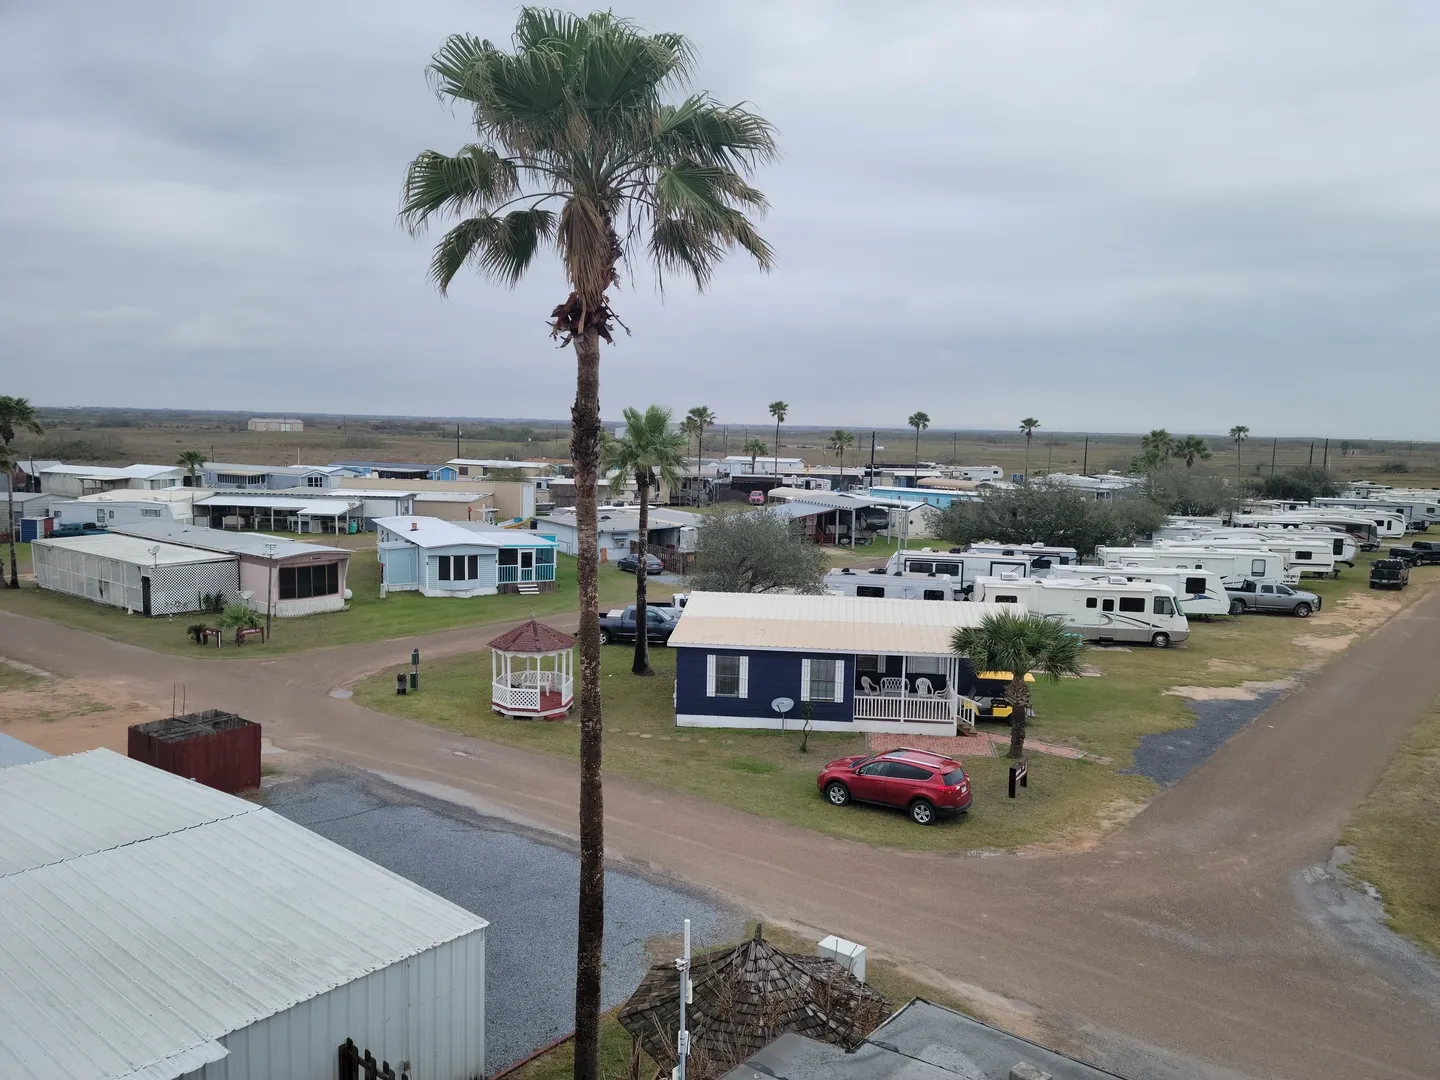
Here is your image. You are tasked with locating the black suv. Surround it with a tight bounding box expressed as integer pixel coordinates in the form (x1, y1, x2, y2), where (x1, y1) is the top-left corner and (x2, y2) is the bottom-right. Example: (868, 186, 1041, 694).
(1370, 559, 1410, 590)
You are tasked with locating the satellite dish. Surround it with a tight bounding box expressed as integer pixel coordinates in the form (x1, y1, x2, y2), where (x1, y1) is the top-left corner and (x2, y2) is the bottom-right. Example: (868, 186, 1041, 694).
(771, 697, 794, 714)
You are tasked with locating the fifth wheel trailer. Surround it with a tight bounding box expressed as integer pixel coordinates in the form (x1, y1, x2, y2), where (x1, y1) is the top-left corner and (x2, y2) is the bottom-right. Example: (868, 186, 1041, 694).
(1095, 546, 1298, 586)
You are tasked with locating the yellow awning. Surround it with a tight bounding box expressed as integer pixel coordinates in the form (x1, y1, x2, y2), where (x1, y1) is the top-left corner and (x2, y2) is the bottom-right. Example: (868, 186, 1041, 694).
(976, 671, 1035, 682)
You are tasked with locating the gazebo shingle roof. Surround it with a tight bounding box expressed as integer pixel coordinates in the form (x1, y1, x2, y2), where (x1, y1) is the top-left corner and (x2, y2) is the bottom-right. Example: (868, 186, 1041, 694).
(618, 926, 890, 1079)
(487, 619, 576, 653)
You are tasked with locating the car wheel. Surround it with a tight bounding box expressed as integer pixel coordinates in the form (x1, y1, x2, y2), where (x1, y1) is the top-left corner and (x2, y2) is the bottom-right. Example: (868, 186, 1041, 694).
(825, 782, 850, 807)
(1151, 631, 1171, 649)
(1229, 599, 1245, 615)
(1293, 603, 1312, 618)
(908, 799, 936, 826)
(598, 628, 610, 645)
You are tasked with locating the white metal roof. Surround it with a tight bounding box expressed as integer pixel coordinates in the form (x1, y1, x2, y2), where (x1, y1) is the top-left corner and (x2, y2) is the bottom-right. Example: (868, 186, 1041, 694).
(668, 591, 1021, 655)
(375, 516, 554, 549)
(41, 463, 183, 480)
(0, 750, 487, 1080)
(69, 489, 204, 504)
(412, 490, 490, 502)
(111, 522, 349, 560)
(447, 458, 553, 470)
(766, 488, 891, 510)
(195, 494, 357, 514)
(30, 534, 234, 567)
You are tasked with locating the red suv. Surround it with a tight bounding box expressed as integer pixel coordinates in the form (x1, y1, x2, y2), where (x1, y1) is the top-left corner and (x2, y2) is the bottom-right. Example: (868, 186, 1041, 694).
(817, 748, 972, 826)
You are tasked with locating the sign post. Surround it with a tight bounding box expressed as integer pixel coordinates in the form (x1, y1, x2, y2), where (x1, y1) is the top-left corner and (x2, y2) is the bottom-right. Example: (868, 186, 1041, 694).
(410, 649, 420, 691)
(1008, 758, 1028, 798)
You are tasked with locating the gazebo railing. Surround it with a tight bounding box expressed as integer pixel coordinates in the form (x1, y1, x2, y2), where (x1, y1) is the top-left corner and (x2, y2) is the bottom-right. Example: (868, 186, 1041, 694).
(492, 671, 573, 711)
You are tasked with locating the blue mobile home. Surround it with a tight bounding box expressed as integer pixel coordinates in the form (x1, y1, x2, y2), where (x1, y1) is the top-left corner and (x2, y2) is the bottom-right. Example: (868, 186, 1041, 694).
(374, 516, 556, 597)
(667, 592, 1015, 736)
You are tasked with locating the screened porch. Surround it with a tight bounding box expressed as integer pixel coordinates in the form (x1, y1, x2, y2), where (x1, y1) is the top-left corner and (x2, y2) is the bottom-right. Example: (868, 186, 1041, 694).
(853, 654, 978, 732)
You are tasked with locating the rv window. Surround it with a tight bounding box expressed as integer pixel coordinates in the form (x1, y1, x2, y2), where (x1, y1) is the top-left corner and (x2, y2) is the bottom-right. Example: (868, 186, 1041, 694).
(1251, 559, 1267, 575)
(1118, 597, 1146, 613)
(1085, 597, 1098, 609)
(856, 585, 886, 598)
(1153, 596, 1175, 616)
(1333, 539, 1344, 555)
(934, 562, 960, 576)
(1184, 577, 1207, 594)
(713, 655, 745, 698)
(923, 589, 945, 600)
(1102, 598, 1115, 612)
(908, 561, 934, 574)
(807, 659, 839, 702)
(995, 595, 1019, 604)
(1293, 550, 1312, 560)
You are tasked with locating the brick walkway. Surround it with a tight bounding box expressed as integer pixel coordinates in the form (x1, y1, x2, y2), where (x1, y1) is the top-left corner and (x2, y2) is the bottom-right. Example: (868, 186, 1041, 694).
(867, 731, 1086, 760)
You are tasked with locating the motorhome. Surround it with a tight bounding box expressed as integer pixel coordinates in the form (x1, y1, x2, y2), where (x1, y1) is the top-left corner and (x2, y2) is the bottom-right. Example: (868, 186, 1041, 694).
(1162, 533, 1339, 578)
(1231, 512, 1382, 550)
(825, 568, 966, 601)
(963, 542, 1079, 566)
(1044, 563, 1229, 617)
(883, 549, 1031, 589)
(970, 575, 1189, 648)
(1095, 545, 1298, 586)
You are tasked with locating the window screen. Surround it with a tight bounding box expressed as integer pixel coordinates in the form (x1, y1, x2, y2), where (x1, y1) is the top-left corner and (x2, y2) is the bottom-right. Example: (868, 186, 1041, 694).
(1118, 596, 1145, 613)
(277, 563, 339, 600)
(467, 554, 479, 579)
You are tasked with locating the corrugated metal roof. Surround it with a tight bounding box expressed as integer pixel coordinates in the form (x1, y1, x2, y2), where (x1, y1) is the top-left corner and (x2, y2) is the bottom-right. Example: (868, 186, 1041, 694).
(375, 516, 555, 549)
(766, 488, 892, 510)
(30, 535, 234, 567)
(668, 592, 1021, 655)
(111, 522, 349, 559)
(195, 494, 357, 514)
(0, 751, 487, 1080)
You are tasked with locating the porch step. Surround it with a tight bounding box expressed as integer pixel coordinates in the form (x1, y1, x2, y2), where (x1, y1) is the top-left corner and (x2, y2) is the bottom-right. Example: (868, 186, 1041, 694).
(515, 583, 541, 595)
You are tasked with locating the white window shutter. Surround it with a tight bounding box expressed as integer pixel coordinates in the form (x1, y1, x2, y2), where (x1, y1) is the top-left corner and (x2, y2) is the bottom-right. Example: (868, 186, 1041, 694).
(706, 654, 717, 697)
(800, 658, 812, 701)
(833, 660, 845, 703)
(738, 657, 749, 699)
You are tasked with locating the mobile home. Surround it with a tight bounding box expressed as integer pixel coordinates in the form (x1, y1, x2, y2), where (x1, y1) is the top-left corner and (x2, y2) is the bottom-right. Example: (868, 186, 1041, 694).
(1044, 563, 1229, 617)
(970, 575, 1189, 647)
(825, 568, 966, 601)
(1096, 545, 1298, 586)
(883, 549, 1031, 589)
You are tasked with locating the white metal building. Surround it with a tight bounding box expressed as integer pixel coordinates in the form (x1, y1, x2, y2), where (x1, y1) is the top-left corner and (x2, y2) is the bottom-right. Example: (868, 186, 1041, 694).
(247, 417, 304, 431)
(0, 749, 487, 1080)
(31, 533, 238, 616)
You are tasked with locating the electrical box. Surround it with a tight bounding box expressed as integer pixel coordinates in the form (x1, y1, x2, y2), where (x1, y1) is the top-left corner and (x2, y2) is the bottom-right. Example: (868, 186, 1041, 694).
(817, 934, 867, 982)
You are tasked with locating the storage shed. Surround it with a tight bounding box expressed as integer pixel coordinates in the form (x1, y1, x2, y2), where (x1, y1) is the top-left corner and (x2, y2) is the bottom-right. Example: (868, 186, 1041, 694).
(0, 749, 487, 1080)
(128, 710, 262, 793)
(31, 533, 238, 616)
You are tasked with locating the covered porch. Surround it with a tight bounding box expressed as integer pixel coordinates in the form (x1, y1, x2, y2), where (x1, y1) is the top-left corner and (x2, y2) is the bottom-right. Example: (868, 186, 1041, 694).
(489, 619, 575, 719)
(853, 653, 978, 734)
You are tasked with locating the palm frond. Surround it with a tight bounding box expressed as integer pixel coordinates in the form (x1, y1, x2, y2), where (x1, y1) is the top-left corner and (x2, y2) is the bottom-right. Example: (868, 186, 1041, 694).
(399, 146, 520, 233)
(429, 208, 556, 292)
(656, 96, 778, 175)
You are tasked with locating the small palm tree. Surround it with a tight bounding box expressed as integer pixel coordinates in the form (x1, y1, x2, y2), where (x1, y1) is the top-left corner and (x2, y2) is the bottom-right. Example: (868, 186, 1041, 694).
(907, 411, 930, 480)
(0, 396, 44, 588)
(1228, 425, 1249, 479)
(768, 400, 788, 477)
(742, 437, 768, 474)
(1019, 417, 1040, 480)
(177, 449, 206, 487)
(952, 610, 1083, 759)
(827, 429, 855, 476)
(602, 406, 687, 676)
(1171, 435, 1213, 468)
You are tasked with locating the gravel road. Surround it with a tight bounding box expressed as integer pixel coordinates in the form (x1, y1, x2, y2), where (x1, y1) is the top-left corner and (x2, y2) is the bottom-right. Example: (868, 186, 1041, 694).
(1126, 688, 1290, 784)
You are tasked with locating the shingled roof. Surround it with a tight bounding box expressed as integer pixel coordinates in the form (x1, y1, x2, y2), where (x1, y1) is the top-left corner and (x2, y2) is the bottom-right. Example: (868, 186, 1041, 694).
(618, 927, 890, 1080)
(486, 619, 576, 653)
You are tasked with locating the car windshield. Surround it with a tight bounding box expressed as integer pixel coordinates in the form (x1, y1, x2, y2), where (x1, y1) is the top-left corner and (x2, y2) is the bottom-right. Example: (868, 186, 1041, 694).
(942, 768, 966, 785)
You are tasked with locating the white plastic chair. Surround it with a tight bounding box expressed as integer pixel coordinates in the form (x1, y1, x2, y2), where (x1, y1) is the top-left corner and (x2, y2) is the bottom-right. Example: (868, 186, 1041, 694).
(913, 677, 934, 697)
(859, 675, 879, 694)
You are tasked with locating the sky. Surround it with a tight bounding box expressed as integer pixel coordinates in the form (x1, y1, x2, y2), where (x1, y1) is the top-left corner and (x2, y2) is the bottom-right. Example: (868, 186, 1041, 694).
(3, 1, 1439, 437)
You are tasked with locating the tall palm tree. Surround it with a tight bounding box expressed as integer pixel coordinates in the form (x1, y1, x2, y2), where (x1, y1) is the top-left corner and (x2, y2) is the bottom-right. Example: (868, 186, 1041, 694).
(400, 14, 775, 1076)
(1019, 417, 1040, 480)
(768, 400, 788, 478)
(742, 436, 768, 474)
(907, 411, 930, 481)
(177, 449, 207, 487)
(686, 405, 715, 484)
(602, 406, 687, 676)
(952, 610, 1083, 759)
(827, 429, 855, 476)
(0, 396, 44, 588)
(1229, 425, 1249, 479)
(1171, 435, 1213, 468)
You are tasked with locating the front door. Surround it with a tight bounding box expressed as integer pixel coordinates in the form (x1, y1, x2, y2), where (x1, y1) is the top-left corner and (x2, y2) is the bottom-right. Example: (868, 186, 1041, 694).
(520, 549, 535, 582)
(141, 576, 152, 617)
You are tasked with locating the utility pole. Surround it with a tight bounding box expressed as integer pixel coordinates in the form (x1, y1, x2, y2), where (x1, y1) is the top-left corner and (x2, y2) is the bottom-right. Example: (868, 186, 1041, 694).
(1270, 437, 1278, 476)
(952, 430, 957, 464)
(1308, 441, 1314, 465)
(675, 919, 691, 1080)
(869, 431, 877, 482)
(264, 541, 277, 643)
(1323, 438, 1329, 469)
(1082, 435, 1089, 475)
(456, 423, 461, 460)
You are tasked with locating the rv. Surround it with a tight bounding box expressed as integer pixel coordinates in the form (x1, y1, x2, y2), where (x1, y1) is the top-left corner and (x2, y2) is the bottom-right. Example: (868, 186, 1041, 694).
(1095, 545, 1298, 586)
(883, 549, 1031, 590)
(1231, 512, 1382, 551)
(1162, 534, 1339, 578)
(825, 568, 965, 601)
(963, 542, 1079, 566)
(1312, 496, 1436, 531)
(1044, 563, 1229, 617)
(971, 575, 1189, 648)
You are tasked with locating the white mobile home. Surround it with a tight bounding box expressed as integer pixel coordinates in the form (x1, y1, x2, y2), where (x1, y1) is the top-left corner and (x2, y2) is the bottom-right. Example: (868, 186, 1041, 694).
(883, 549, 1032, 589)
(375, 516, 558, 597)
(1044, 563, 1229, 617)
(1096, 545, 1298, 586)
(825, 568, 966, 601)
(971, 575, 1189, 647)
(31, 534, 238, 616)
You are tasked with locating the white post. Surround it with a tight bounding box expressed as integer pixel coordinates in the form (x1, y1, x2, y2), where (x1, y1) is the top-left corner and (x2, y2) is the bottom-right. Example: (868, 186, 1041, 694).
(676, 918, 691, 1080)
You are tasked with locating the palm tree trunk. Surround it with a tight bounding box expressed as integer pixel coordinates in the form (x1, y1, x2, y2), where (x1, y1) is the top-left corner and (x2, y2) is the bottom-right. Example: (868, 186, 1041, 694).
(1023, 436, 1031, 480)
(774, 419, 781, 478)
(1006, 675, 1031, 759)
(6, 485, 16, 588)
(632, 470, 652, 677)
(569, 326, 605, 1080)
(914, 429, 919, 480)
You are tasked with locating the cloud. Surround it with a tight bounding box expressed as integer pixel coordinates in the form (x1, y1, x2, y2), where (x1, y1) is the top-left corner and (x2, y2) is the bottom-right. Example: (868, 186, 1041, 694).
(1, 0, 1438, 436)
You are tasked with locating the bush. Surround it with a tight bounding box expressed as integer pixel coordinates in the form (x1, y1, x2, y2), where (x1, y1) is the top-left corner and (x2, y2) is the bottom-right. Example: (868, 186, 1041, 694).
(930, 482, 1166, 556)
(219, 603, 260, 630)
(1145, 464, 1239, 517)
(1379, 460, 1410, 474)
(186, 623, 211, 645)
(1254, 467, 1339, 502)
(688, 509, 826, 593)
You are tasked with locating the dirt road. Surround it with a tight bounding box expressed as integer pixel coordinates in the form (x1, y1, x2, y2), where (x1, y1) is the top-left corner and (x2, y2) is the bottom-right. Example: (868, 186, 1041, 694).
(3, 597, 1439, 1079)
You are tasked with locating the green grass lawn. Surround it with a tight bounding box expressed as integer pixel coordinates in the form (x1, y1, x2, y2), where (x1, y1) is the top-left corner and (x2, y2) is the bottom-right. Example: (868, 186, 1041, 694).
(0, 548, 648, 657)
(356, 555, 1431, 851)
(1342, 698, 1440, 958)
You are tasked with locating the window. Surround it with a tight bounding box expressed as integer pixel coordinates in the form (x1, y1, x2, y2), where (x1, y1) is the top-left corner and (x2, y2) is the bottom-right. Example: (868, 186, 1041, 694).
(941, 768, 966, 786)
(907, 560, 934, 574)
(856, 585, 886, 598)
(802, 658, 844, 703)
(1085, 597, 1098, 609)
(1102, 598, 1115, 612)
(887, 763, 933, 781)
(1333, 539, 1344, 555)
(995, 594, 1019, 604)
(934, 562, 960, 576)
(1153, 595, 1175, 616)
(1251, 559, 1267, 575)
(923, 589, 945, 601)
(1276, 585, 1293, 596)
(1293, 550, 1312, 561)
(438, 556, 452, 581)
(499, 548, 518, 566)
(305, 474, 324, 488)
(467, 554, 479, 579)
(1184, 576, 1207, 595)
(277, 562, 340, 600)
(458, 466, 469, 476)
(1118, 597, 1146, 613)
(1260, 585, 1275, 594)
(857, 760, 893, 777)
(708, 654, 747, 698)
(140, 508, 162, 518)
(908, 656, 943, 674)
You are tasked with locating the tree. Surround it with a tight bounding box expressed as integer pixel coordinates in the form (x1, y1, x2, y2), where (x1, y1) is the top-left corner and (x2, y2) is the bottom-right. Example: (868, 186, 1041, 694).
(686, 406, 715, 487)
(1170, 435, 1213, 468)
(742, 437, 768, 474)
(1228, 425, 1249, 479)
(1019, 417, 1040, 479)
(1146, 463, 1238, 517)
(177, 449, 206, 487)
(400, 15, 776, 1077)
(602, 405, 687, 676)
(952, 610, 1083, 758)
(1257, 466, 1339, 502)
(907, 411, 930, 480)
(931, 482, 1165, 557)
(767, 400, 788, 478)
(1131, 429, 1174, 473)
(689, 509, 825, 593)
(0, 396, 44, 588)
(826, 429, 855, 475)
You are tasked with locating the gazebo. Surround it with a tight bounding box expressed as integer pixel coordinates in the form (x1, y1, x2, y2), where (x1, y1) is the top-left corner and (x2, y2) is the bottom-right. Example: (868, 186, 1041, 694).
(617, 926, 890, 1080)
(488, 619, 576, 719)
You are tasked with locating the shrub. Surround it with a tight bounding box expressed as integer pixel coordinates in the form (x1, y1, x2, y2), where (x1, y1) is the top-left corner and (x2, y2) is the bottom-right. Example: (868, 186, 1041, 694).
(930, 482, 1166, 556)
(218, 603, 260, 630)
(1379, 460, 1410, 474)
(1254, 467, 1339, 502)
(688, 509, 826, 593)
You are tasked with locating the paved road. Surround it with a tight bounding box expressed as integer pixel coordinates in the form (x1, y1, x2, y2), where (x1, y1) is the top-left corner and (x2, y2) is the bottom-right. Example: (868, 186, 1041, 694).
(3, 596, 1440, 1079)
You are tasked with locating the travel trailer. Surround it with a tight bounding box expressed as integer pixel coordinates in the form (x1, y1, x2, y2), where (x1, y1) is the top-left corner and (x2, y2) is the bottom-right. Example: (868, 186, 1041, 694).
(1162, 534, 1339, 578)
(1230, 512, 1382, 550)
(1312, 496, 1437, 531)
(962, 542, 1079, 566)
(1095, 546, 1298, 586)
(1044, 563, 1229, 617)
(970, 575, 1189, 648)
(883, 549, 1031, 590)
(825, 568, 966, 601)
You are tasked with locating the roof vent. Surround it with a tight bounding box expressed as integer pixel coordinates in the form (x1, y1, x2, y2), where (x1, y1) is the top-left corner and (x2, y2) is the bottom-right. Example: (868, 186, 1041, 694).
(410, 521, 418, 531)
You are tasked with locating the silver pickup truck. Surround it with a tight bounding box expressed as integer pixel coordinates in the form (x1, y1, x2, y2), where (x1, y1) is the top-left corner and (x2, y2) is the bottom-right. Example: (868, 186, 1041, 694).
(1225, 579, 1321, 617)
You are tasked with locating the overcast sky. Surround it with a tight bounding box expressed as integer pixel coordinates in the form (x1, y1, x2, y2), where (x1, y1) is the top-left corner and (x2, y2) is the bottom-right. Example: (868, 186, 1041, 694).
(3, 2, 1438, 437)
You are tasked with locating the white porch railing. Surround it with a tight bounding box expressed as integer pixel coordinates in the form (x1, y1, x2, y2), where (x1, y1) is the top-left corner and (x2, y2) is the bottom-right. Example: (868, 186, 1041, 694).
(851, 692, 981, 732)
(492, 671, 573, 711)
